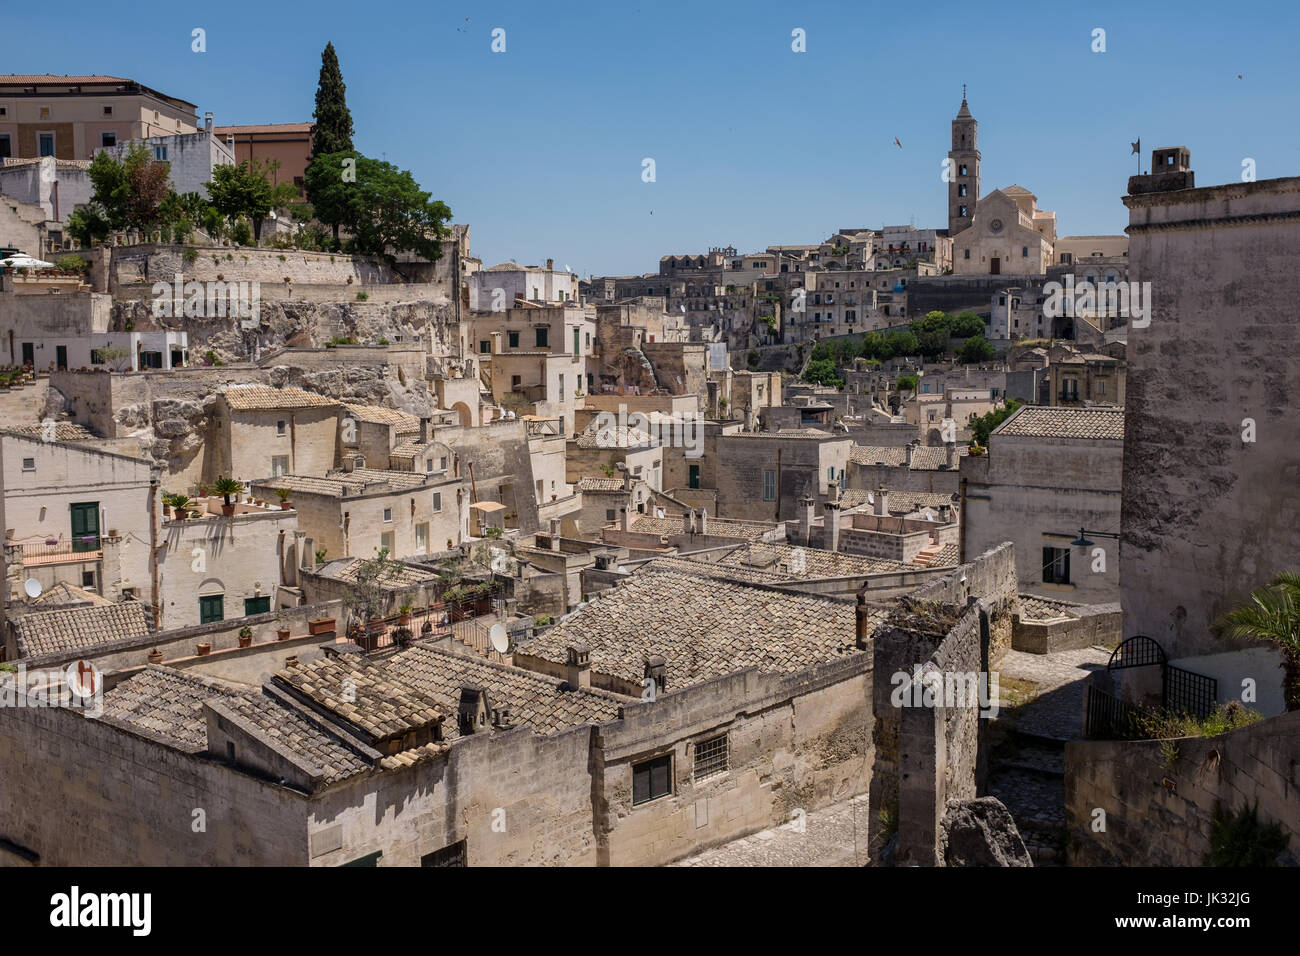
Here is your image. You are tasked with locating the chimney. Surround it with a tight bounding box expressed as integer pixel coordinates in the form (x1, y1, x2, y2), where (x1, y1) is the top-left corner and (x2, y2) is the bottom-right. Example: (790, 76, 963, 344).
(285, 655, 300, 669)
(549, 517, 562, 551)
(644, 655, 667, 695)
(301, 535, 317, 573)
(420, 416, 434, 443)
(825, 497, 842, 553)
(458, 684, 489, 735)
(492, 707, 513, 729)
(683, 510, 695, 534)
(945, 439, 956, 469)
(938, 503, 952, 524)
(697, 508, 708, 535)
(798, 494, 815, 546)
(905, 440, 918, 468)
(546, 258, 554, 271)
(620, 506, 632, 532)
(204, 111, 213, 134)
(565, 643, 591, 690)
(855, 592, 871, 650)
(874, 485, 889, 517)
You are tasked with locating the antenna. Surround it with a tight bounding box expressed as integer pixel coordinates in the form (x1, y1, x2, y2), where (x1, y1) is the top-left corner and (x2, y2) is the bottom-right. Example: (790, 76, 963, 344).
(488, 623, 509, 654)
(24, 578, 43, 599)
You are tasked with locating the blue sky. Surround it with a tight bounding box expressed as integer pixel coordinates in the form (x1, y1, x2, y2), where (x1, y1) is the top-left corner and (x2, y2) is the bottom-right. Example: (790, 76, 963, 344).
(6, 0, 1298, 276)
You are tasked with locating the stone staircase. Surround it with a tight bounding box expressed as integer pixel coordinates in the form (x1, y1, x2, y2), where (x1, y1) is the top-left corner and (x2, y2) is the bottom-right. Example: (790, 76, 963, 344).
(911, 542, 945, 567)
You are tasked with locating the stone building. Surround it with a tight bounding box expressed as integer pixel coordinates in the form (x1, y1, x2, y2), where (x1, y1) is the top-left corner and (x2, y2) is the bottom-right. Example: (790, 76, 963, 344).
(202, 384, 342, 488)
(961, 405, 1123, 603)
(1121, 147, 1300, 661)
(952, 186, 1056, 277)
(713, 430, 852, 522)
(947, 94, 980, 237)
(101, 113, 234, 199)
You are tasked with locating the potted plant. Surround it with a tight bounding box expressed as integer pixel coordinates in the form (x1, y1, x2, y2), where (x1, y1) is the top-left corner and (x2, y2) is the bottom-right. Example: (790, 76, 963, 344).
(147, 648, 164, 664)
(307, 616, 335, 636)
(274, 487, 292, 510)
(196, 642, 212, 656)
(398, 604, 412, 626)
(170, 495, 193, 520)
(213, 476, 242, 516)
(238, 625, 253, 648)
(391, 626, 414, 648)
(276, 623, 292, 641)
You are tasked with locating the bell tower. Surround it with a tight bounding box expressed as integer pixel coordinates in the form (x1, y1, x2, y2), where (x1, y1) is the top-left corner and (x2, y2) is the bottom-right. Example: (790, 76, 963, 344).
(948, 87, 980, 237)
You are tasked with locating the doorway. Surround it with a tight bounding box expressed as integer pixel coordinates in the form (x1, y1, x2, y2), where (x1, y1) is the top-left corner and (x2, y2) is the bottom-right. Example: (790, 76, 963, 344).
(990, 258, 1001, 276)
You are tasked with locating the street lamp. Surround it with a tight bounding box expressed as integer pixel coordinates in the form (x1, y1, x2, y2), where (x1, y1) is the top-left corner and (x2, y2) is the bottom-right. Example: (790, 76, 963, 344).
(1068, 527, 1121, 548)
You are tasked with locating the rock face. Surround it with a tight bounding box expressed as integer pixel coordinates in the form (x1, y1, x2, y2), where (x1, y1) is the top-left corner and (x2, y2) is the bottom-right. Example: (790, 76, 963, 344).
(938, 796, 1033, 867)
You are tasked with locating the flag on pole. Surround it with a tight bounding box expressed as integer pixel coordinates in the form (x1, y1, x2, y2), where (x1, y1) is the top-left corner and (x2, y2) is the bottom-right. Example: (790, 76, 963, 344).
(1131, 138, 1140, 155)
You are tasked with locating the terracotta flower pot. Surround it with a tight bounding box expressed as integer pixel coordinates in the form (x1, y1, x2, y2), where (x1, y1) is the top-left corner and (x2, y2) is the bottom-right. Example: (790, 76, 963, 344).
(280, 501, 291, 510)
(221, 504, 235, 516)
(307, 618, 335, 636)
(196, 643, 211, 656)
(238, 634, 253, 648)
(147, 649, 163, 664)
(276, 628, 291, 641)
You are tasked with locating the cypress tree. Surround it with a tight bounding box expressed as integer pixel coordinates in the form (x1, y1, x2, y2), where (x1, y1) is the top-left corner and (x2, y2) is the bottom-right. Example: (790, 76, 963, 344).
(311, 42, 354, 158)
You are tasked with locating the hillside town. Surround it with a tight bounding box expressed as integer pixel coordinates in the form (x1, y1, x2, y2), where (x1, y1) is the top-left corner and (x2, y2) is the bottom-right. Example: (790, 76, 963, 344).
(0, 46, 1295, 874)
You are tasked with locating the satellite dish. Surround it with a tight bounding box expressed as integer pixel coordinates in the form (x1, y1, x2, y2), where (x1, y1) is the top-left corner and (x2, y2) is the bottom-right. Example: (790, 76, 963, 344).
(488, 624, 509, 654)
(24, 578, 43, 598)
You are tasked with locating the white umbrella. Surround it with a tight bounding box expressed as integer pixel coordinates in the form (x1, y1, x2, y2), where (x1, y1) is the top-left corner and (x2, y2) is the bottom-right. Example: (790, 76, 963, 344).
(1, 254, 55, 269)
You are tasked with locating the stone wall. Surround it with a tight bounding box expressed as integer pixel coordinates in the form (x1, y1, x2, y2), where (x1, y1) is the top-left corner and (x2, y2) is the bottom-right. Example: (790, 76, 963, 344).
(1065, 709, 1300, 866)
(1013, 602, 1121, 654)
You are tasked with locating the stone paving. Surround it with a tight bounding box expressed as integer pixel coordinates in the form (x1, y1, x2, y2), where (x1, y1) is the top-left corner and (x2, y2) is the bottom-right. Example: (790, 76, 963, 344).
(671, 795, 871, 867)
(994, 646, 1111, 740)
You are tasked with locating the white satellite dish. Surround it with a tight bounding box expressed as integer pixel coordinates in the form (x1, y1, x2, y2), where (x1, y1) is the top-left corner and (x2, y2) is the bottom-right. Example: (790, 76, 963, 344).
(488, 624, 509, 654)
(24, 578, 43, 599)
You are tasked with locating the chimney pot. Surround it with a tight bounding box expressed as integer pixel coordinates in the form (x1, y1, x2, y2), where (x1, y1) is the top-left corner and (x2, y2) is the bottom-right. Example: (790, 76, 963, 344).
(565, 643, 591, 689)
(644, 655, 667, 694)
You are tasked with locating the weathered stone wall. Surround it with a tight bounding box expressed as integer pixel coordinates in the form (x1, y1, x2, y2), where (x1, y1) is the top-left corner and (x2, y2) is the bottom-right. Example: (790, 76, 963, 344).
(1121, 175, 1300, 658)
(1065, 709, 1300, 866)
(0, 702, 309, 866)
(1013, 602, 1121, 654)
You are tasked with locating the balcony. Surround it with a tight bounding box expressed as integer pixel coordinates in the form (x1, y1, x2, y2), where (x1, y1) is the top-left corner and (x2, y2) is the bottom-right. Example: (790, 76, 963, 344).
(13, 537, 102, 566)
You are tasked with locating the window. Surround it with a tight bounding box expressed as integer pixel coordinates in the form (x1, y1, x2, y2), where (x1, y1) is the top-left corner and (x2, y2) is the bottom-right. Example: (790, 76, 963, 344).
(21, 457, 35, 471)
(383, 507, 393, 522)
(415, 523, 428, 553)
(558, 374, 564, 401)
(432, 492, 442, 512)
(341, 851, 382, 867)
(244, 596, 271, 616)
(963, 249, 971, 259)
(959, 163, 967, 176)
(199, 594, 225, 624)
(380, 532, 394, 553)
(271, 455, 289, 477)
(153, 145, 168, 161)
(762, 469, 777, 501)
(102, 105, 113, 116)
(959, 205, 968, 218)
(39, 133, 55, 156)
(605, 509, 616, 521)
(439, 456, 448, 471)
(421, 840, 466, 867)
(1061, 252, 1073, 265)
(426, 459, 434, 473)
(479, 340, 490, 353)
(632, 753, 672, 805)
(694, 734, 728, 780)
(100, 131, 116, 148)
(82, 570, 96, 588)
(958, 184, 967, 197)
(507, 330, 519, 348)
(39, 107, 50, 119)
(1097, 380, 1106, 397)
(535, 327, 549, 348)
(0, 134, 10, 159)
(1043, 547, 1071, 585)
(1022, 246, 1029, 258)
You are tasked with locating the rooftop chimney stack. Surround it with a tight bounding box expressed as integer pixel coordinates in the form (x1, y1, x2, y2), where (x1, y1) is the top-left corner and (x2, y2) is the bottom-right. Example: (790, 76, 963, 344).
(799, 494, 815, 546)
(204, 111, 213, 134)
(697, 508, 708, 536)
(644, 655, 667, 695)
(565, 643, 591, 690)
(420, 416, 434, 443)
(458, 684, 489, 735)
(945, 439, 956, 469)
(620, 506, 632, 532)
(855, 592, 871, 650)
(546, 258, 554, 271)
(874, 485, 889, 517)
(549, 517, 562, 551)
(683, 510, 695, 534)
(906, 440, 918, 469)
(825, 496, 842, 553)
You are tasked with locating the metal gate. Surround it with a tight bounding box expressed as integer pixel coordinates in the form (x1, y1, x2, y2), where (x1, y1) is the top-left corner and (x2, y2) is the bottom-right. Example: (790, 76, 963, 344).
(1163, 665, 1218, 719)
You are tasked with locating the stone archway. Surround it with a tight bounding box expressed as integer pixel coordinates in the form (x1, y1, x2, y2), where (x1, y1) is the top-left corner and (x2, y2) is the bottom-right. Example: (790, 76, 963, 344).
(452, 401, 473, 427)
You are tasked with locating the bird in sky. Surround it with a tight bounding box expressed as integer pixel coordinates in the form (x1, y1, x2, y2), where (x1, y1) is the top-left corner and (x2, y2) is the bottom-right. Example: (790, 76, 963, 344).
(893, 137, 902, 149)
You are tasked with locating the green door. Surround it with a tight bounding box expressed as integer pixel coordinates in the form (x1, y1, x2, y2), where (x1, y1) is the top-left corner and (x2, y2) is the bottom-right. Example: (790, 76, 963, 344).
(689, 464, 700, 489)
(199, 594, 225, 624)
(69, 502, 99, 552)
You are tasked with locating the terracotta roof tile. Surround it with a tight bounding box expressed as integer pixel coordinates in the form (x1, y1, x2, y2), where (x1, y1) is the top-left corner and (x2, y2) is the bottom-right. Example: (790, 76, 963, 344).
(15, 602, 149, 658)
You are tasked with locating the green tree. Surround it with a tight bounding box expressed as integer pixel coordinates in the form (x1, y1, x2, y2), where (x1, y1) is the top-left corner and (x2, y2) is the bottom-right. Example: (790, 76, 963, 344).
(206, 160, 276, 242)
(950, 311, 986, 338)
(896, 374, 918, 392)
(1214, 570, 1300, 707)
(85, 148, 132, 226)
(970, 399, 1022, 445)
(312, 42, 355, 158)
(803, 358, 844, 389)
(344, 155, 451, 260)
(958, 335, 995, 364)
(67, 206, 111, 246)
(305, 149, 364, 245)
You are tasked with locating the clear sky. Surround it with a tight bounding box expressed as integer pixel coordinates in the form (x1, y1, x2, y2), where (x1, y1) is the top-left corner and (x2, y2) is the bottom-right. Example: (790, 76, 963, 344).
(6, 0, 1298, 276)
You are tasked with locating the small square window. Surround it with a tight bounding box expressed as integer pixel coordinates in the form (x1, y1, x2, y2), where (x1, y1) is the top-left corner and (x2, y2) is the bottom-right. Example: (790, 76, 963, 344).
(694, 734, 728, 780)
(383, 508, 393, 522)
(100, 131, 116, 148)
(276, 420, 287, 435)
(22, 457, 35, 471)
(632, 753, 672, 805)
(102, 105, 113, 116)
(605, 509, 616, 521)
(432, 492, 442, 512)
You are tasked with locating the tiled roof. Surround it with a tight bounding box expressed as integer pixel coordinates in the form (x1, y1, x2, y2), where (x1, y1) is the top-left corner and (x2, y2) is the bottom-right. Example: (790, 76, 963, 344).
(15, 602, 149, 658)
(924, 543, 960, 568)
(716, 542, 913, 579)
(343, 404, 420, 430)
(643, 555, 794, 586)
(0, 74, 132, 84)
(577, 477, 626, 492)
(100, 667, 250, 754)
(274, 656, 444, 744)
(220, 384, 339, 411)
(256, 468, 427, 498)
(217, 693, 372, 784)
(575, 424, 655, 449)
(328, 557, 440, 588)
(729, 430, 837, 440)
(994, 406, 1125, 440)
(522, 565, 870, 687)
(5, 423, 95, 441)
(213, 123, 313, 135)
(384, 644, 625, 736)
(1018, 593, 1082, 622)
(840, 489, 956, 514)
(850, 444, 969, 470)
(628, 515, 774, 540)
(389, 438, 428, 459)
(29, 582, 115, 608)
